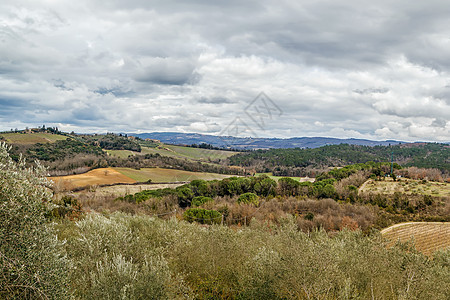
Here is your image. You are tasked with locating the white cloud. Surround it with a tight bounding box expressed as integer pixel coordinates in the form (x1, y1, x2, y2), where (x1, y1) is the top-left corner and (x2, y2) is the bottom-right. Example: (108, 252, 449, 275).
(0, 0, 449, 142)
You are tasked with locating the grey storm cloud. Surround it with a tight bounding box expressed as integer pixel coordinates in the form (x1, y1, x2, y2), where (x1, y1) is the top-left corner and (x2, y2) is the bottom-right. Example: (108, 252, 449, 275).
(134, 58, 199, 85)
(0, 0, 449, 142)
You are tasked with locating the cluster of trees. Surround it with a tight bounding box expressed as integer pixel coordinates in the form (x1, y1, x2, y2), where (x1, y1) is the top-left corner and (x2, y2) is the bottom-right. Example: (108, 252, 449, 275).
(119, 175, 277, 207)
(0, 125, 62, 135)
(121, 162, 394, 208)
(19, 138, 104, 162)
(229, 143, 450, 173)
(79, 133, 142, 152)
(115, 161, 449, 229)
(183, 208, 222, 224)
(187, 142, 243, 152)
(399, 166, 448, 182)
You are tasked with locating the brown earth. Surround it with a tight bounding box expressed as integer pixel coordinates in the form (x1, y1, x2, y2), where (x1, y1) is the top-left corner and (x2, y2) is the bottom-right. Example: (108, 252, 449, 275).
(381, 222, 450, 256)
(50, 168, 136, 190)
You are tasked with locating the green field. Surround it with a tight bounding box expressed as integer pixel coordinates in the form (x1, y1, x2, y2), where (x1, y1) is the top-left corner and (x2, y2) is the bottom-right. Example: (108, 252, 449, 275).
(114, 167, 234, 183)
(360, 178, 450, 197)
(255, 172, 315, 182)
(140, 144, 238, 162)
(0, 132, 68, 144)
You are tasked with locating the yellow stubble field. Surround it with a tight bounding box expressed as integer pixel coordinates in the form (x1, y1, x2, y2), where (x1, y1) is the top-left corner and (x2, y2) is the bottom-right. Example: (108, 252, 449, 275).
(381, 222, 450, 256)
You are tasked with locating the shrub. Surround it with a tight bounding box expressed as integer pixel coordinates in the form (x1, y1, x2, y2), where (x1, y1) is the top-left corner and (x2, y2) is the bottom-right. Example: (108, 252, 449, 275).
(191, 196, 214, 207)
(304, 212, 314, 221)
(0, 142, 69, 299)
(237, 192, 259, 206)
(57, 213, 179, 299)
(183, 208, 222, 225)
(176, 186, 194, 207)
(278, 177, 300, 196)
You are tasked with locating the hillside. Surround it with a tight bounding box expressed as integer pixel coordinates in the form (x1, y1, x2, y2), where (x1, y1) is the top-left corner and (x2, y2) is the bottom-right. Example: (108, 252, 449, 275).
(229, 143, 450, 175)
(139, 144, 237, 162)
(360, 178, 450, 197)
(3, 129, 244, 177)
(50, 167, 234, 191)
(0, 132, 68, 144)
(133, 132, 405, 149)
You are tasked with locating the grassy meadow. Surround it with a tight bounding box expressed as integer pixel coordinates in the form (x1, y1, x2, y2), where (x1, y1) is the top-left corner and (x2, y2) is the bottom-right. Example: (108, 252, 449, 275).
(114, 167, 234, 182)
(255, 172, 315, 182)
(50, 167, 235, 191)
(140, 144, 238, 162)
(0, 132, 68, 144)
(75, 183, 184, 197)
(360, 178, 450, 197)
(50, 168, 137, 190)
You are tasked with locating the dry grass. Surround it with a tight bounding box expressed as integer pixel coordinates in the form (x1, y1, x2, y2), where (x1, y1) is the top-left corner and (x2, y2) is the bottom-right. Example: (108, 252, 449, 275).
(114, 167, 234, 183)
(68, 184, 183, 216)
(360, 178, 450, 197)
(49, 168, 136, 190)
(381, 222, 450, 256)
(50, 167, 234, 191)
(255, 173, 315, 182)
(0, 132, 68, 144)
(74, 183, 184, 198)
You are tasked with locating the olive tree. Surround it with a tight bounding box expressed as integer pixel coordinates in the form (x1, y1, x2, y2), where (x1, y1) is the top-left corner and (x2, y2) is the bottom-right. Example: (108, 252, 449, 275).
(0, 142, 68, 299)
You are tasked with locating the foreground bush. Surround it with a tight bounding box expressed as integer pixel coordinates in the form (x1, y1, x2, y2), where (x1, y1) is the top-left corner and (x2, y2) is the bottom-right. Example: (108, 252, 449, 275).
(0, 142, 68, 299)
(57, 213, 450, 299)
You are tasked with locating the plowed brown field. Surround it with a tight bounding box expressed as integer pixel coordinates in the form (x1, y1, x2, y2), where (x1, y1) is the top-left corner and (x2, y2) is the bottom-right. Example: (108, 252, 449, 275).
(381, 222, 450, 256)
(50, 168, 136, 190)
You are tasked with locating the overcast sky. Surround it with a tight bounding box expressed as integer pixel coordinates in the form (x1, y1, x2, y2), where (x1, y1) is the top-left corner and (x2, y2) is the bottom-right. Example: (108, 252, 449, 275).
(1, 0, 449, 142)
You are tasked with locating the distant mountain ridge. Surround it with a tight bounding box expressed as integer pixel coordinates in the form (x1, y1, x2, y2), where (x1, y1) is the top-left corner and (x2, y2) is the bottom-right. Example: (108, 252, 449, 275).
(132, 132, 406, 149)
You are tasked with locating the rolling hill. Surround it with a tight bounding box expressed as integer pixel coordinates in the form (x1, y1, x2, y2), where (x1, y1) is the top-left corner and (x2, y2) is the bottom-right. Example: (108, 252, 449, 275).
(133, 132, 405, 149)
(0, 132, 68, 144)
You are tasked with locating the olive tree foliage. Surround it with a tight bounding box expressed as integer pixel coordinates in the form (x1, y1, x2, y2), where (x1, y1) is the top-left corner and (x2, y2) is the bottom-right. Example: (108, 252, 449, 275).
(58, 212, 450, 299)
(0, 142, 68, 299)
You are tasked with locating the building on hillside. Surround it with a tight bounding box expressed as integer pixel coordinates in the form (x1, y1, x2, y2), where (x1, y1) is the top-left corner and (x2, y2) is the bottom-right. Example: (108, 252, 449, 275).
(145, 138, 160, 143)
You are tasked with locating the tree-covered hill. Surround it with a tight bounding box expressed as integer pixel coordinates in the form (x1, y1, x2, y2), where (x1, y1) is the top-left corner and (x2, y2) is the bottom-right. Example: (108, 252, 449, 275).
(79, 133, 142, 152)
(229, 143, 450, 174)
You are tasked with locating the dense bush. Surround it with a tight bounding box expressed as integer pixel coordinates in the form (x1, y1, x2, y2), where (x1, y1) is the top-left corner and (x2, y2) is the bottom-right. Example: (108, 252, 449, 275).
(237, 192, 259, 206)
(120, 175, 278, 206)
(56, 213, 450, 299)
(56, 214, 179, 299)
(183, 208, 222, 225)
(191, 196, 214, 207)
(0, 142, 68, 299)
(278, 177, 300, 196)
(80, 133, 142, 152)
